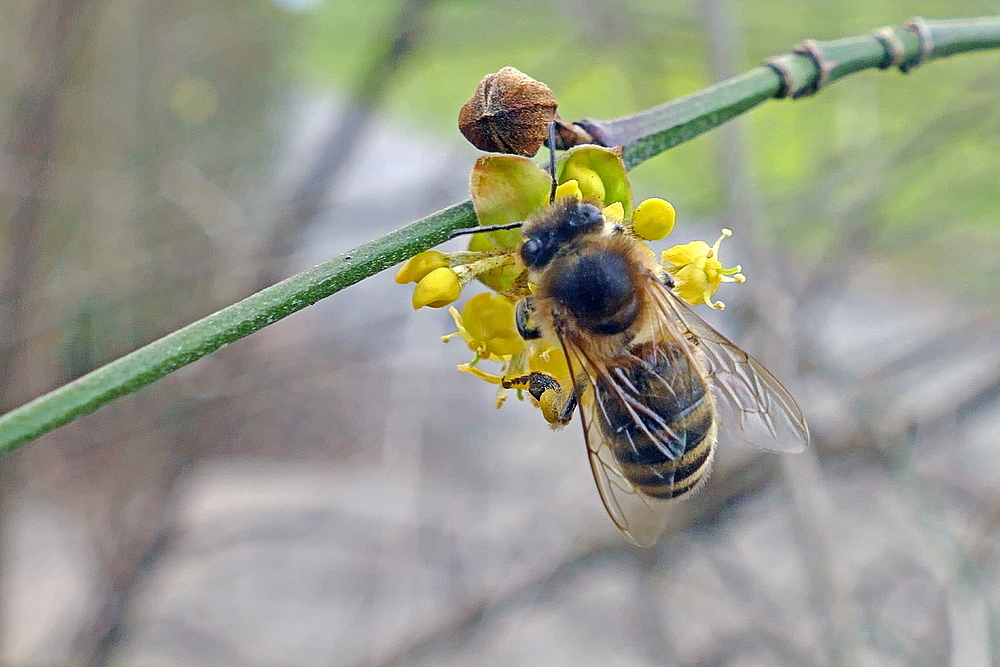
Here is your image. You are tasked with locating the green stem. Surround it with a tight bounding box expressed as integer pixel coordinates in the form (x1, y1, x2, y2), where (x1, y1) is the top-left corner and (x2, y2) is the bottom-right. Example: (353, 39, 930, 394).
(2, 16, 999, 452)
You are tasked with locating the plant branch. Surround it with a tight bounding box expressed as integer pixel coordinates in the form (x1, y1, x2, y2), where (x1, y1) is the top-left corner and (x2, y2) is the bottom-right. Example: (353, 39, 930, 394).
(1, 16, 999, 452)
(577, 16, 1000, 167)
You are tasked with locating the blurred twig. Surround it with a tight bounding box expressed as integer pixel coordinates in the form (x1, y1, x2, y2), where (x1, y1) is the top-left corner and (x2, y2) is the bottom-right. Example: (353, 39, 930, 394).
(347, 453, 782, 667)
(260, 0, 435, 285)
(78, 508, 177, 667)
(887, 427, 996, 664)
(0, 0, 92, 406)
(0, 0, 95, 658)
(702, 2, 864, 665)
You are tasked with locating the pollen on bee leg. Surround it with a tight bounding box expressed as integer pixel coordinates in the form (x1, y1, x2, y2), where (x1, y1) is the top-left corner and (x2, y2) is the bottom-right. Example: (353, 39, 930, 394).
(500, 371, 571, 426)
(494, 387, 510, 409)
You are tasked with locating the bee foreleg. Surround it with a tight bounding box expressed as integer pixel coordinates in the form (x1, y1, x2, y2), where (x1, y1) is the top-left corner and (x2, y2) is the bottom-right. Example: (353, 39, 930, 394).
(515, 298, 542, 340)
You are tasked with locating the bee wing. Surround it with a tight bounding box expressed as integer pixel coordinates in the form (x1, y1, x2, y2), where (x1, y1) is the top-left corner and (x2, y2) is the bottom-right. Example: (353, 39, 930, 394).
(559, 333, 682, 548)
(587, 436, 672, 547)
(651, 286, 809, 454)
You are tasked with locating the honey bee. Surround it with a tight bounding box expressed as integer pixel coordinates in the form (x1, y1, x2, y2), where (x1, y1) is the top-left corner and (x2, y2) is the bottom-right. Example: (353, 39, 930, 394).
(507, 198, 809, 546)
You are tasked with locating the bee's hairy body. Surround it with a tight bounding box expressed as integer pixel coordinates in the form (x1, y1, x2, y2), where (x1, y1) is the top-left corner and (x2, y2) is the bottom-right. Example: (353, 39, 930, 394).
(520, 199, 717, 502)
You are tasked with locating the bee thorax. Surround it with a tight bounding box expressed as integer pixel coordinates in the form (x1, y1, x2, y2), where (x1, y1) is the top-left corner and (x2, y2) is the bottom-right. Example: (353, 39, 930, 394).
(548, 250, 639, 336)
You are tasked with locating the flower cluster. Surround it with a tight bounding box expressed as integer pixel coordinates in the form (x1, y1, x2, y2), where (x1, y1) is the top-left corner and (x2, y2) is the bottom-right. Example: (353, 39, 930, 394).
(395, 146, 744, 423)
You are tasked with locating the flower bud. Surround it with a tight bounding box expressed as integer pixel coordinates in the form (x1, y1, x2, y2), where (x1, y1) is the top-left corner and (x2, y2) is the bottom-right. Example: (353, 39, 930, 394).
(395, 250, 449, 284)
(560, 162, 605, 202)
(412, 267, 461, 309)
(632, 198, 676, 241)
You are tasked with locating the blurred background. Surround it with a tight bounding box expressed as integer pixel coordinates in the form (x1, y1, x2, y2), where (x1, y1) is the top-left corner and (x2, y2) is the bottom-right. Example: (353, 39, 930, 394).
(1, 0, 999, 665)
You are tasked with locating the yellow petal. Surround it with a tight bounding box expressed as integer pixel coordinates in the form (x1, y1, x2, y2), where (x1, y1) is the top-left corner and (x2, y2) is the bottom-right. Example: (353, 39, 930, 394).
(463, 293, 513, 338)
(554, 179, 582, 200)
(528, 345, 570, 380)
(602, 202, 625, 224)
(662, 240, 710, 267)
(485, 335, 525, 358)
(460, 293, 524, 358)
(671, 264, 711, 306)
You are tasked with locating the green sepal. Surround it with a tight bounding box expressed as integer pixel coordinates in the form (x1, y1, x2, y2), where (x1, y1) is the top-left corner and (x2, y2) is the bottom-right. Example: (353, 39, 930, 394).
(469, 155, 550, 292)
(556, 145, 632, 214)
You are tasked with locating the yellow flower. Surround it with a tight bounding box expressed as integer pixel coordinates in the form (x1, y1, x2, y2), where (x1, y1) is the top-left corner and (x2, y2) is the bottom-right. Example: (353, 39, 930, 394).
(443, 293, 576, 424)
(632, 198, 675, 241)
(412, 267, 461, 309)
(525, 342, 569, 384)
(395, 250, 449, 284)
(442, 293, 525, 360)
(661, 229, 745, 310)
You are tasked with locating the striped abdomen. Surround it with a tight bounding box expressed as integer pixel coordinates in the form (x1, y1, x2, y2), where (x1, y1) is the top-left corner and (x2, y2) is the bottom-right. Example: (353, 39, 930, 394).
(595, 342, 716, 499)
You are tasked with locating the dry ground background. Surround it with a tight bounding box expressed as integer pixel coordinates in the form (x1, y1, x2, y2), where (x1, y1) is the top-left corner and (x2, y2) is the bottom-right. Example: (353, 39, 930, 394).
(1, 1, 999, 666)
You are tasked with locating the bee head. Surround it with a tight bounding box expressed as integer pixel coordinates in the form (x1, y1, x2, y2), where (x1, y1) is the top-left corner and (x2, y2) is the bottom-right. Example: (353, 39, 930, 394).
(520, 199, 605, 269)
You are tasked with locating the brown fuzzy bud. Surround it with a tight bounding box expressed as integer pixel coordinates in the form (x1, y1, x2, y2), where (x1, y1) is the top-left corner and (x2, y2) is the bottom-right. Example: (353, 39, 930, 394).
(458, 67, 557, 157)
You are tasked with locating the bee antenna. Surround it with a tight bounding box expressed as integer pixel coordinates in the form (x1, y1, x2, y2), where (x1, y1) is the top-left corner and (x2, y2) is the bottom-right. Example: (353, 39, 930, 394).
(547, 121, 558, 203)
(448, 221, 524, 239)
(450, 122, 559, 241)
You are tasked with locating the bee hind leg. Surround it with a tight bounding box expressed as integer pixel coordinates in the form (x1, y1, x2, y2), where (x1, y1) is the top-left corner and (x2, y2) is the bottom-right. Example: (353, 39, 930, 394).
(503, 372, 577, 427)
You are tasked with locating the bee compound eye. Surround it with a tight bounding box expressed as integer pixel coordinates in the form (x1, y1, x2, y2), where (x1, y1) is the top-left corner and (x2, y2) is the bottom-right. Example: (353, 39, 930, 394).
(521, 237, 542, 266)
(568, 202, 604, 229)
